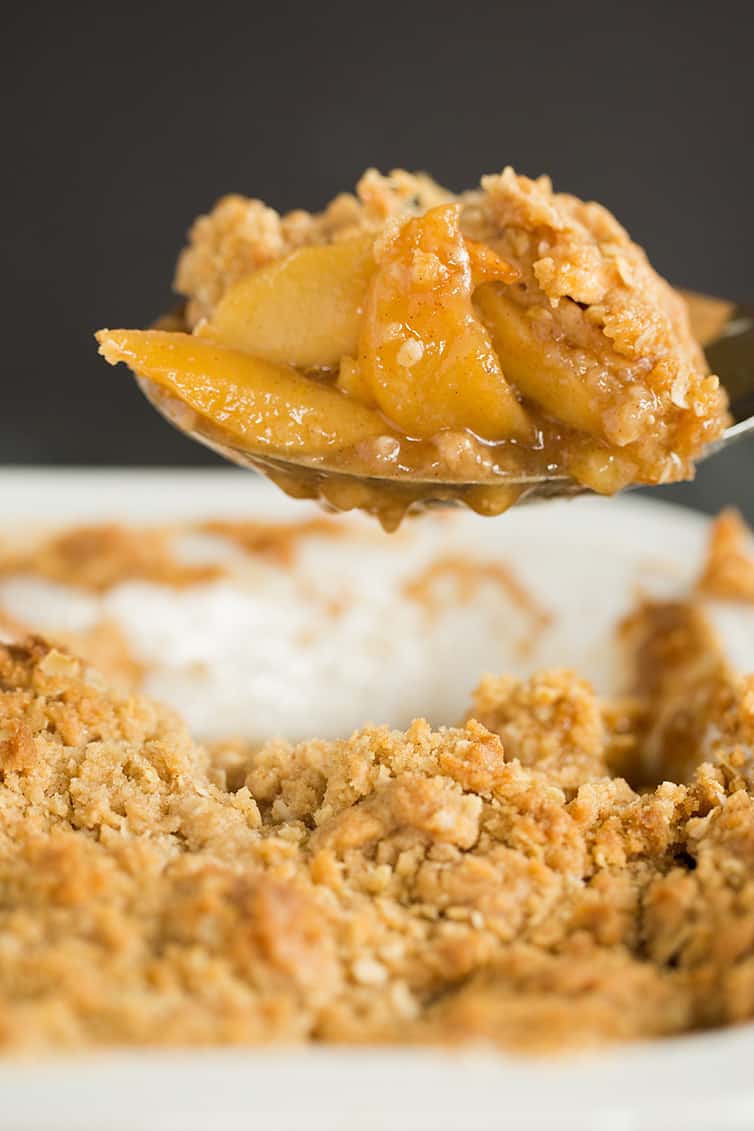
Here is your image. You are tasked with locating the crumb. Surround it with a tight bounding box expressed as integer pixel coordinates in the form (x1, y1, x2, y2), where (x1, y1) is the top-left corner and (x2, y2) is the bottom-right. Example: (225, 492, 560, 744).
(0, 518, 349, 592)
(175, 171, 451, 326)
(206, 736, 260, 792)
(0, 524, 224, 592)
(466, 669, 608, 791)
(403, 554, 552, 655)
(199, 517, 342, 567)
(697, 509, 754, 603)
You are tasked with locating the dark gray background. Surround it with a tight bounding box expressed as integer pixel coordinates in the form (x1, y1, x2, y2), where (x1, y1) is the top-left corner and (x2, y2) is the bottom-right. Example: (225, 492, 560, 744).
(3, 1, 752, 517)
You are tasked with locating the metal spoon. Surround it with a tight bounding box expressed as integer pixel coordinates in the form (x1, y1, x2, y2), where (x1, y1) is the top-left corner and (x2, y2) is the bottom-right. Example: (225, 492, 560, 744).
(142, 291, 754, 514)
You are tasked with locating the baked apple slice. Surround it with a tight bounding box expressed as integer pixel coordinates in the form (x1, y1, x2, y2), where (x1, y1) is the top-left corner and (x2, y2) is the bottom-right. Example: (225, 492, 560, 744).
(197, 236, 375, 369)
(97, 330, 390, 455)
(344, 203, 532, 442)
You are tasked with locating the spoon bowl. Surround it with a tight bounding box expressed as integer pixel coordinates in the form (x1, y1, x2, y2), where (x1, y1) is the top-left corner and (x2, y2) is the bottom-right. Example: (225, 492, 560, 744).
(143, 291, 754, 516)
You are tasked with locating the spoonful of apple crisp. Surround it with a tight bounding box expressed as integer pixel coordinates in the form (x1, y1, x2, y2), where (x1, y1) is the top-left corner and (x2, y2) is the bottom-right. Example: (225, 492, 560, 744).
(97, 167, 748, 530)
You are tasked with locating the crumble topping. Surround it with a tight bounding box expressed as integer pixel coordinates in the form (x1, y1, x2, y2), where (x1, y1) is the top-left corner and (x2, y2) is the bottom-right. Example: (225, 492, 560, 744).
(0, 525, 223, 592)
(197, 517, 341, 566)
(464, 169, 726, 476)
(2, 588, 754, 1051)
(0, 517, 342, 592)
(2, 514, 754, 1053)
(697, 508, 754, 603)
(466, 669, 610, 791)
(176, 170, 451, 327)
(403, 554, 552, 656)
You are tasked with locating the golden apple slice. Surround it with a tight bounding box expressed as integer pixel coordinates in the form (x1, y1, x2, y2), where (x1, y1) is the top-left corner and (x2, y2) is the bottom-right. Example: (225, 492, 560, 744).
(96, 330, 391, 455)
(197, 236, 375, 369)
(474, 285, 603, 435)
(337, 354, 375, 405)
(352, 203, 532, 442)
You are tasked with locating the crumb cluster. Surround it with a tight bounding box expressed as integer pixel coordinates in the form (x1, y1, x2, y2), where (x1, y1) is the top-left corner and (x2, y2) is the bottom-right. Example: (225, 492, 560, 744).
(0, 518, 341, 591)
(1, 513, 754, 1053)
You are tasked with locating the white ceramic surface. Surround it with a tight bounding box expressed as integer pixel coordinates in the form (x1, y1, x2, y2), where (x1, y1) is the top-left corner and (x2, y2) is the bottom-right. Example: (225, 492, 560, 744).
(0, 468, 752, 1131)
(3, 468, 750, 745)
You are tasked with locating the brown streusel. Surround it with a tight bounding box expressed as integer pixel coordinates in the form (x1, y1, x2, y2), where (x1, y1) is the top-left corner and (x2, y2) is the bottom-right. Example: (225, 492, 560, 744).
(3, 512, 754, 1052)
(697, 508, 754, 603)
(2, 606, 754, 1053)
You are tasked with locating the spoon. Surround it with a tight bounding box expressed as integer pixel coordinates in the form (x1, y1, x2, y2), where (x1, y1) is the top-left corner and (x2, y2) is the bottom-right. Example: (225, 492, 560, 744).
(141, 290, 754, 515)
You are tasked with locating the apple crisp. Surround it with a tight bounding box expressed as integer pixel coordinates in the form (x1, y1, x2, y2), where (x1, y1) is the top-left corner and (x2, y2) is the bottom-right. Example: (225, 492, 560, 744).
(2, 513, 754, 1053)
(97, 168, 728, 528)
(697, 508, 754, 602)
